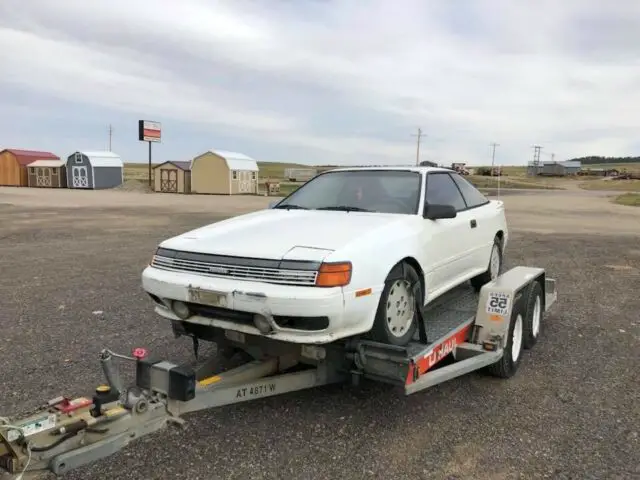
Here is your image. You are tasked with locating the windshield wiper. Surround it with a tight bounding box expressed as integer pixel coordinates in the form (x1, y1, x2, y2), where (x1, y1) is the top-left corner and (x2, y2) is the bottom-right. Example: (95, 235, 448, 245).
(273, 204, 309, 210)
(315, 205, 372, 212)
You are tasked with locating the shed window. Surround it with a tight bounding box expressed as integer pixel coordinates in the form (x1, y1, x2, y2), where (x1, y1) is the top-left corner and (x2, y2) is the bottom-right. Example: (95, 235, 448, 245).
(52, 169, 58, 175)
(30, 167, 35, 174)
(232, 170, 237, 180)
(251, 172, 256, 180)
(74, 153, 83, 164)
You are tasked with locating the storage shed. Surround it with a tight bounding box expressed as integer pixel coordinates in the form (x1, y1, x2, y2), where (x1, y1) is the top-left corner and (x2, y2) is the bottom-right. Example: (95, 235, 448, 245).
(0, 149, 59, 186)
(153, 161, 192, 193)
(27, 159, 68, 188)
(190, 150, 259, 195)
(65, 151, 124, 189)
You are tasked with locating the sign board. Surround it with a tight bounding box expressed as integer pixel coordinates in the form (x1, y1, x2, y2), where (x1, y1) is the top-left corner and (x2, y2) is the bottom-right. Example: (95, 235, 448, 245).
(138, 120, 161, 142)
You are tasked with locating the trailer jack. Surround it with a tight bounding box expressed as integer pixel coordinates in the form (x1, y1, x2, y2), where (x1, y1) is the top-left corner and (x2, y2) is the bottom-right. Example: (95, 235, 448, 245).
(0, 343, 345, 479)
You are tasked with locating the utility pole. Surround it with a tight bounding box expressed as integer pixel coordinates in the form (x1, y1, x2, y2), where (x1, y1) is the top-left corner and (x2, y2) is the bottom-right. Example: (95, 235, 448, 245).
(490, 142, 500, 169)
(490, 142, 501, 198)
(108, 124, 114, 151)
(550, 152, 555, 162)
(531, 145, 543, 174)
(532, 145, 543, 164)
(411, 128, 425, 165)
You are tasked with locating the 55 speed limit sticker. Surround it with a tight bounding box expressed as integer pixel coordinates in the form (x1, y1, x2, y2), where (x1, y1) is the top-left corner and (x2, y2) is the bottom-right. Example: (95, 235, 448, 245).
(486, 291, 511, 316)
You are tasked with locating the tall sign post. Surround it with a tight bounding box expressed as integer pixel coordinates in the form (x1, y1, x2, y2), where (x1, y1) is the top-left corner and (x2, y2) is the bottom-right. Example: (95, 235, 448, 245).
(138, 120, 162, 188)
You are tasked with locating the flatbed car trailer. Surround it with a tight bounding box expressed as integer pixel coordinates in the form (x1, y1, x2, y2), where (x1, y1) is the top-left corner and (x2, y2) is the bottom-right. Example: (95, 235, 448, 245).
(0, 266, 557, 479)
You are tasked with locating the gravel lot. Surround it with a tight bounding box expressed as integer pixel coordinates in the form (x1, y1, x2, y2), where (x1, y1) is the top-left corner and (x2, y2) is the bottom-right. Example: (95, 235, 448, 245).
(1, 187, 639, 480)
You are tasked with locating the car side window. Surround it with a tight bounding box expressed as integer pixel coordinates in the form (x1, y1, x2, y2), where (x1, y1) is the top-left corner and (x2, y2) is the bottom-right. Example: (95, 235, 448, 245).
(425, 173, 467, 211)
(450, 173, 489, 208)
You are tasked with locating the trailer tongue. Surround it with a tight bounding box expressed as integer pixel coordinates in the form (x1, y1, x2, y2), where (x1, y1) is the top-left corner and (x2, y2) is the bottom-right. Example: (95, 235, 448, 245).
(1, 266, 556, 479)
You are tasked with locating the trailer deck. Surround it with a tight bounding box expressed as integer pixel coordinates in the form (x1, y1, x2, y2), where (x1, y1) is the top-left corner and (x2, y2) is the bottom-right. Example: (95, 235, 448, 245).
(0, 266, 557, 479)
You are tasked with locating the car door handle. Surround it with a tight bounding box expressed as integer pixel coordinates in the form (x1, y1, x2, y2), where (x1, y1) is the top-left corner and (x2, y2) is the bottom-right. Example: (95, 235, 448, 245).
(470, 219, 477, 228)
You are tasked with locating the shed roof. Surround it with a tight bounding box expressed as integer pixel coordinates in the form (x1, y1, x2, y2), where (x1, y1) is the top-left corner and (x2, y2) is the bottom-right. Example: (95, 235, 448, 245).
(28, 159, 66, 168)
(208, 149, 259, 172)
(154, 160, 191, 171)
(1, 149, 59, 166)
(75, 151, 123, 168)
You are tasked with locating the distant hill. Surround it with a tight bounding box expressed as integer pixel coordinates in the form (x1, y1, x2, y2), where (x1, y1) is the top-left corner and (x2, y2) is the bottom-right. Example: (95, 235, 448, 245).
(567, 156, 640, 165)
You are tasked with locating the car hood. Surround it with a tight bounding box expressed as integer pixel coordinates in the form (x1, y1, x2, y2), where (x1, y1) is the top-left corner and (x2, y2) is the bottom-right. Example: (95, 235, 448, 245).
(159, 209, 408, 261)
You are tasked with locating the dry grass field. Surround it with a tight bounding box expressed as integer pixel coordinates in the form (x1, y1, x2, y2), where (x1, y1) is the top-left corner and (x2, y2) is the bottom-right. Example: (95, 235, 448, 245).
(1, 185, 639, 479)
(614, 192, 640, 206)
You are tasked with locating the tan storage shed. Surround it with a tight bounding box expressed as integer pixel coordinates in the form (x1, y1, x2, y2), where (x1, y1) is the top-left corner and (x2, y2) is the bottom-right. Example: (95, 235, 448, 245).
(190, 150, 259, 195)
(153, 161, 192, 193)
(27, 159, 68, 188)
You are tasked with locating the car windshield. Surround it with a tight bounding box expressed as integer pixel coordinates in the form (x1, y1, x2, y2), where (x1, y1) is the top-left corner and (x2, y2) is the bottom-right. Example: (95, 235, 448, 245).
(274, 170, 422, 214)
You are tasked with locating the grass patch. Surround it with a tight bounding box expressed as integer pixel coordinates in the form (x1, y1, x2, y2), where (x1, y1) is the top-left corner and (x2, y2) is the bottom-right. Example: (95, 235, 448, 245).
(579, 179, 640, 192)
(586, 163, 640, 174)
(613, 193, 640, 206)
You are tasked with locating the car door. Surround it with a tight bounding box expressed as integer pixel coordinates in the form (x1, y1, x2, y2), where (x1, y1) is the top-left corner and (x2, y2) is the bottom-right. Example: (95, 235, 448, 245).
(421, 172, 477, 300)
(449, 172, 496, 272)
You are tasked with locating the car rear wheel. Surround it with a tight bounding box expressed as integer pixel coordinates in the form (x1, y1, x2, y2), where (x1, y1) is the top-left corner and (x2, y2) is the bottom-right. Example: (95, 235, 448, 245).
(470, 235, 503, 291)
(369, 262, 421, 346)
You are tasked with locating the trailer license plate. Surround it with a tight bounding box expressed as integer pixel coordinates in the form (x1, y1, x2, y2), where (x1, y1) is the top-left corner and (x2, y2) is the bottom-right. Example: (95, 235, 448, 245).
(188, 288, 228, 307)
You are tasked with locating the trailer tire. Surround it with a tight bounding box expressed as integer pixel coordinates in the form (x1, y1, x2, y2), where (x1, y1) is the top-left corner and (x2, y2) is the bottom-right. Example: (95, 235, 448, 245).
(368, 262, 421, 346)
(486, 299, 524, 378)
(523, 280, 544, 349)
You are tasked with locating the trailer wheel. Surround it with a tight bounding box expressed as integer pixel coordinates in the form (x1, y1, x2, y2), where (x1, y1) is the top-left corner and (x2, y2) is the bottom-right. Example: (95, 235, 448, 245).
(486, 300, 524, 378)
(523, 280, 543, 349)
(368, 262, 421, 346)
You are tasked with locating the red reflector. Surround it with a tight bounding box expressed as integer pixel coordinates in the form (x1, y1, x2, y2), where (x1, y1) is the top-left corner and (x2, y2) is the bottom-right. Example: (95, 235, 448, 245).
(132, 347, 148, 359)
(55, 397, 92, 413)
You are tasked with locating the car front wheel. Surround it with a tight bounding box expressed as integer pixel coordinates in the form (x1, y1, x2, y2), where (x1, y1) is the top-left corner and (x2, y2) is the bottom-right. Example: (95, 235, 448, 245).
(368, 262, 421, 346)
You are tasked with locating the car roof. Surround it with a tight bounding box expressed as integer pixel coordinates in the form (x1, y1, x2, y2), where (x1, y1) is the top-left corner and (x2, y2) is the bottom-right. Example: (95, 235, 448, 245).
(322, 166, 452, 174)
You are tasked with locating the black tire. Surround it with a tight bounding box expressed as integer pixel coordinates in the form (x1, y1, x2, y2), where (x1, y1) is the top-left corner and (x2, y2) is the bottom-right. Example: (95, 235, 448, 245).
(470, 235, 503, 292)
(523, 280, 544, 349)
(368, 263, 422, 346)
(486, 300, 525, 378)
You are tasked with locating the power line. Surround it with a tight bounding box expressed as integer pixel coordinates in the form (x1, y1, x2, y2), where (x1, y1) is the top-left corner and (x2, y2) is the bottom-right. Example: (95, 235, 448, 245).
(410, 128, 426, 165)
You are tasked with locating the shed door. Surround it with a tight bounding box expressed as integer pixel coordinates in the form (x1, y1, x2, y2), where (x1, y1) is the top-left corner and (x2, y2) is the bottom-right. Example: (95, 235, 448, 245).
(72, 166, 89, 188)
(160, 169, 178, 192)
(36, 168, 52, 187)
(239, 171, 250, 193)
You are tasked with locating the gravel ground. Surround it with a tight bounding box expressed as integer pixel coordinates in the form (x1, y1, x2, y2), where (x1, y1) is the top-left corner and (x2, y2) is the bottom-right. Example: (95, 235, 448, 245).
(1, 188, 639, 480)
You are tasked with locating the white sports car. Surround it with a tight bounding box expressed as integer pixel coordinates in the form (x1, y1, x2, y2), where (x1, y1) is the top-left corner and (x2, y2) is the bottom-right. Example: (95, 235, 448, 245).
(142, 166, 508, 346)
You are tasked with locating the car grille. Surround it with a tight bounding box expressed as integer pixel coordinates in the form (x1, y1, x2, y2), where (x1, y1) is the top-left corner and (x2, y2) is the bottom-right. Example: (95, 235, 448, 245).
(151, 254, 319, 286)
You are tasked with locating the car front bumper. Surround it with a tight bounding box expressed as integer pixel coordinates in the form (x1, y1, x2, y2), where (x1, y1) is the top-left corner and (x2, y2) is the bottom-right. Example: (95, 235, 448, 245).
(141, 266, 382, 344)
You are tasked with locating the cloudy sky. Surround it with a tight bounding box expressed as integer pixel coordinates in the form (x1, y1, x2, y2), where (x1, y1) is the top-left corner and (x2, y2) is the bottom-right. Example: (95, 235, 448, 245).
(1, 0, 639, 166)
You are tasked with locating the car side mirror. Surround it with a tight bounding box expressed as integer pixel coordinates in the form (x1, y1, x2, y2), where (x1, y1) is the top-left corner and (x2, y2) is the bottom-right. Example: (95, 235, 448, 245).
(423, 203, 457, 220)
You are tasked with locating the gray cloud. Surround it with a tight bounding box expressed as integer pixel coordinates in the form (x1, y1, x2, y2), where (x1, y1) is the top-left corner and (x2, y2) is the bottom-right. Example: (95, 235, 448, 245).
(1, 0, 639, 165)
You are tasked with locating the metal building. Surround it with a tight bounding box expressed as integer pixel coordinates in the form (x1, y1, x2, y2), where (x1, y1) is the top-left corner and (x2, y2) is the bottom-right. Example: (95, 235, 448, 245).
(65, 151, 124, 189)
(540, 160, 582, 176)
(190, 150, 259, 195)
